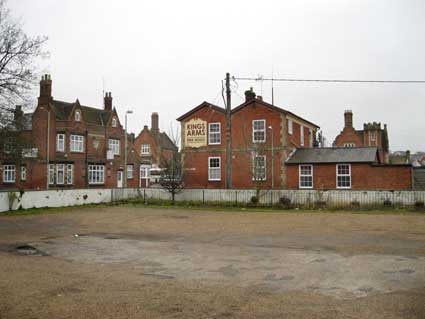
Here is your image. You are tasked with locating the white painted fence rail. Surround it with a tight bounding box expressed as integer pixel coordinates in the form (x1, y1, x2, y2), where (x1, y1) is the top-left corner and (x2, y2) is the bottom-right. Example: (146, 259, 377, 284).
(1, 188, 425, 213)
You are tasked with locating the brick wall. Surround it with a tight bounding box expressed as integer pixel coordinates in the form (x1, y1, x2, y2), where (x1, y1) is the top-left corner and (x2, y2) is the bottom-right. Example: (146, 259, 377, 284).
(286, 163, 412, 190)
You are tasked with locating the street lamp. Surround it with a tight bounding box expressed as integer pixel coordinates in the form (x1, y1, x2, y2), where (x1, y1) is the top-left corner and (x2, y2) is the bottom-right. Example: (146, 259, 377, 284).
(268, 126, 274, 190)
(124, 110, 133, 188)
(40, 106, 50, 190)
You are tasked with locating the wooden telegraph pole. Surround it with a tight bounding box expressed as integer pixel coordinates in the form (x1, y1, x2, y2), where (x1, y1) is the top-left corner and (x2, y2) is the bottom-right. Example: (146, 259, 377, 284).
(225, 73, 232, 189)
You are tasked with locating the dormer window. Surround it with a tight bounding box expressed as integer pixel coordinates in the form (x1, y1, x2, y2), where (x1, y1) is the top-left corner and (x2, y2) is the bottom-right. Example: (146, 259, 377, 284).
(112, 117, 117, 127)
(75, 111, 81, 122)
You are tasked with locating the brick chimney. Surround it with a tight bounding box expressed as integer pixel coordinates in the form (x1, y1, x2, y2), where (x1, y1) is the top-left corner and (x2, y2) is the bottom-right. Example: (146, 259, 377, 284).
(104, 92, 112, 111)
(344, 110, 353, 128)
(39, 74, 52, 103)
(151, 112, 159, 135)
(245, 87, 256, 102)
(14, 105, 23, 129)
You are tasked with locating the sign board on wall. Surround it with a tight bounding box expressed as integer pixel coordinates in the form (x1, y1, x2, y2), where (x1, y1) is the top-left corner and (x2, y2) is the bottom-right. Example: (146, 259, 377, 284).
(185, 118, 207, 148)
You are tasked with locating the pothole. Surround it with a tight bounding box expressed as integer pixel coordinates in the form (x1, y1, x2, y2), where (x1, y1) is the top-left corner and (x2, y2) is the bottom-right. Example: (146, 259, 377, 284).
(16, 244, 47, 256)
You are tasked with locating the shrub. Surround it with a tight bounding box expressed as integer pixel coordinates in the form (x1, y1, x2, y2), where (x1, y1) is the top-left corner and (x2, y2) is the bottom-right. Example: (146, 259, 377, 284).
(383, 199, 392, 207)
(414, 201, 424, 210)
(250, 196, 259, 205)
(278, 196, 292, 209)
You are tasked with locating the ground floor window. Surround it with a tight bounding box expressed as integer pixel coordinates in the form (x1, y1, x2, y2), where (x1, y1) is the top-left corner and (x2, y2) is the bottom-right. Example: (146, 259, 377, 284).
(3, 165, 15, 183)
(49, 164, 55, 185)
(299, 165, 313, 188)
(20, 166, 27, 181)
(252, 155, 266, 181)
(56, 164, 65, 185)
(127, 164, 134, 179)
(208, 157, 221, 181)
(66, 164, 73, 185)
(88, 165, 105, 185)
(337, 164, 351, 188)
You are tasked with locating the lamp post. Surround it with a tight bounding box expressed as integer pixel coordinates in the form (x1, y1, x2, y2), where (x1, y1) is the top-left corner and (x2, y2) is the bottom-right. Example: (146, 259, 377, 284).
(40, 106, 50, 189)
(268, 126, 274, 190)
(124, 110, 133, 188)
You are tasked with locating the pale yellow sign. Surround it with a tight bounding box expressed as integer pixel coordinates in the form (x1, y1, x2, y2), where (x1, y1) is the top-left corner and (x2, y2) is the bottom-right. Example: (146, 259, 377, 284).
(185, 118, 207, 148)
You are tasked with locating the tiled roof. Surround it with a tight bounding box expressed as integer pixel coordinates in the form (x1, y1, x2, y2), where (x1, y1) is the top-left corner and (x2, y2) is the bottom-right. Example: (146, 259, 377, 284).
(52, 100, 111, 126)
(286, 147, 378, 164)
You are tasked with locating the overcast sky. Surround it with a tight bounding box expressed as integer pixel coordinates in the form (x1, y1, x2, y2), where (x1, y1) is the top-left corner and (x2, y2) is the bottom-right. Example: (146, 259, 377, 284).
(10, 0, 425, 152)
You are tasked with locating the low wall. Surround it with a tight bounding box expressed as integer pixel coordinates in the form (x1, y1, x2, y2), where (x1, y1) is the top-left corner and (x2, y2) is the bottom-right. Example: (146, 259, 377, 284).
(1, 188, 425, 213)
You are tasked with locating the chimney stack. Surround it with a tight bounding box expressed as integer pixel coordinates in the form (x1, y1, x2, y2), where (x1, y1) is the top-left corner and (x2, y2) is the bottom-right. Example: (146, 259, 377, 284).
(244, 87, 256, 102)
(151, 112, 159, 135)
(39, 74, 52, 101)
(344, 110, 353, 128)
(14, 105, 23, 129)
(104, 92, 112, 111)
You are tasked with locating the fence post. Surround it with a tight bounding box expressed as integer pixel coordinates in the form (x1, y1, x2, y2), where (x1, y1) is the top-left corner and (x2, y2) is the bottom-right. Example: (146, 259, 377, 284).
(235, 190, 238, 206)
(203, 190, 205, 205)
(143, 188, 146, 204)
(111, 188, 113, 203)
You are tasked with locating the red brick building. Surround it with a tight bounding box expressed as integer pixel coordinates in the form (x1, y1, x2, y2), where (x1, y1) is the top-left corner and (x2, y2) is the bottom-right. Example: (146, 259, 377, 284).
(0, 75, 176, 190)
(334, 110, 389, 163)
(177, 89, 320, 189)
(134, 112, 178, 187)
(285, 147, 412, 190)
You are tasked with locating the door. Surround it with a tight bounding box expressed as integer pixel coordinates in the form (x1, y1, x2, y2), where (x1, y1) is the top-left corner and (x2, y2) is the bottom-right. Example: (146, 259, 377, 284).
(117, 170, 123, 188)
(140, 166, 150, 188)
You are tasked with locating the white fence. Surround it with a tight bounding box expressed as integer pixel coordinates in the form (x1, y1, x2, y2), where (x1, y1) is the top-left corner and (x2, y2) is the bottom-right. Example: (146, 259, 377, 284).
(1, 188, 425, 213)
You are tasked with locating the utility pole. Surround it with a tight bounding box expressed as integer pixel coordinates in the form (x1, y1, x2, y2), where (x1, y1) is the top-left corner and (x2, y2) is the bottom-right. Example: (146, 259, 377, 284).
(225, 73, 232, 189)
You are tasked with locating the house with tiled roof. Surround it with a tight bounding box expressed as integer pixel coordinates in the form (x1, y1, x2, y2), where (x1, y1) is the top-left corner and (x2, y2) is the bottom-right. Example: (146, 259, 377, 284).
(0, 74, 178, 190)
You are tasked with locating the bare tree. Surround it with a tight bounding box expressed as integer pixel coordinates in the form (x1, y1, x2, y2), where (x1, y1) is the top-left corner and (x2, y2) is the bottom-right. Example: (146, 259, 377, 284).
(0, 0, 47, 159)
(159, 124, 184, 204)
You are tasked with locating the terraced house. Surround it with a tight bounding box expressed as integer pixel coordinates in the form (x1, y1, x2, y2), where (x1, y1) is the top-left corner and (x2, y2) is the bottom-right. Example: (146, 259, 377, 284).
(0, 75, 175, 190)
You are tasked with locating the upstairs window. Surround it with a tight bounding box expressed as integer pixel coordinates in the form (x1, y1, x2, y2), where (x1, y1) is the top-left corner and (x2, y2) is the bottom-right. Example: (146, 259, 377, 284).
(56, 133, 65, 152)
(3, 165, 16, 183)
(75, 111, 81, 122)
(253, 155, 266, 181)
(252, 120, 266, 143)
(108, 139, 120, 156)
(300, 125, 304, 147)
(208, 123, 221, 145)
(70, 135, 84, 152)
(141, 144, 150, 155)
(337, 164, 351, 189)
(288, 119, 293, 135)
(208, 157, 221, 181)
(299, 165, 313, 189)
(112, 117, 117, 127)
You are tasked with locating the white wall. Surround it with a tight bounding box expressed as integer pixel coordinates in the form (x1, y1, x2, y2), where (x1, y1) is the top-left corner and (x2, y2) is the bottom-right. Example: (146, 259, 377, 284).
(1, 188, 425, 213)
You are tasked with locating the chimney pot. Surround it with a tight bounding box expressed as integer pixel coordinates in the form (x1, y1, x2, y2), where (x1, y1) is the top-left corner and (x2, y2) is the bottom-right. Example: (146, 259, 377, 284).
(344, 110, 353, 128)
(104, 92, 113, 111)
(151, 112, 159, 135)
(244, 88, 256, 102)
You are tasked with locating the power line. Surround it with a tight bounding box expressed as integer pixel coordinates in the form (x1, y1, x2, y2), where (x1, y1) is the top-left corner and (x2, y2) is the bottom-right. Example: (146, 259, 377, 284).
(232, 76, 425, 84)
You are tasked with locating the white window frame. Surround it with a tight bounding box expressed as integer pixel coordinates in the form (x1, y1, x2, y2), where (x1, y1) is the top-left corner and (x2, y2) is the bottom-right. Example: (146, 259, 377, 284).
(112, 117, 117, 127)
(75, 110, 81, 122)
(88, 165, 105, 185)
(141, 144, 150, 155)
(20, 166, 26, 181)
(48, 164, 55, 185)
(336, 164, 351, 189)
(252, 119, 266, 143)
(252, 154, 266, 181)
(370, 131, 376, 141)
(3, 165, 16, 183)
(70, 135, 84, 152)
(108, 138, 120, 156)
(208, 157, 221, 181)
(208, 122, 221, 145)
(288, 119, 293, 135)
(127, 164, 134, 179)
(300, 125, 304, 147)
(66, 164, 73, 185)
(344, 143, 356, 148)
(56, 164, 65, 185)
(56, 133, 65, 152)
(299, 165, 313, 189)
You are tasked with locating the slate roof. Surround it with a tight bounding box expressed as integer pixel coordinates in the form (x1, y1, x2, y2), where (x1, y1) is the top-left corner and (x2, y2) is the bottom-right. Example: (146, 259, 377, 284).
(159, 132, 178, 151)
(286, 147, 379, 164)
(52, 100, 111, 126)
